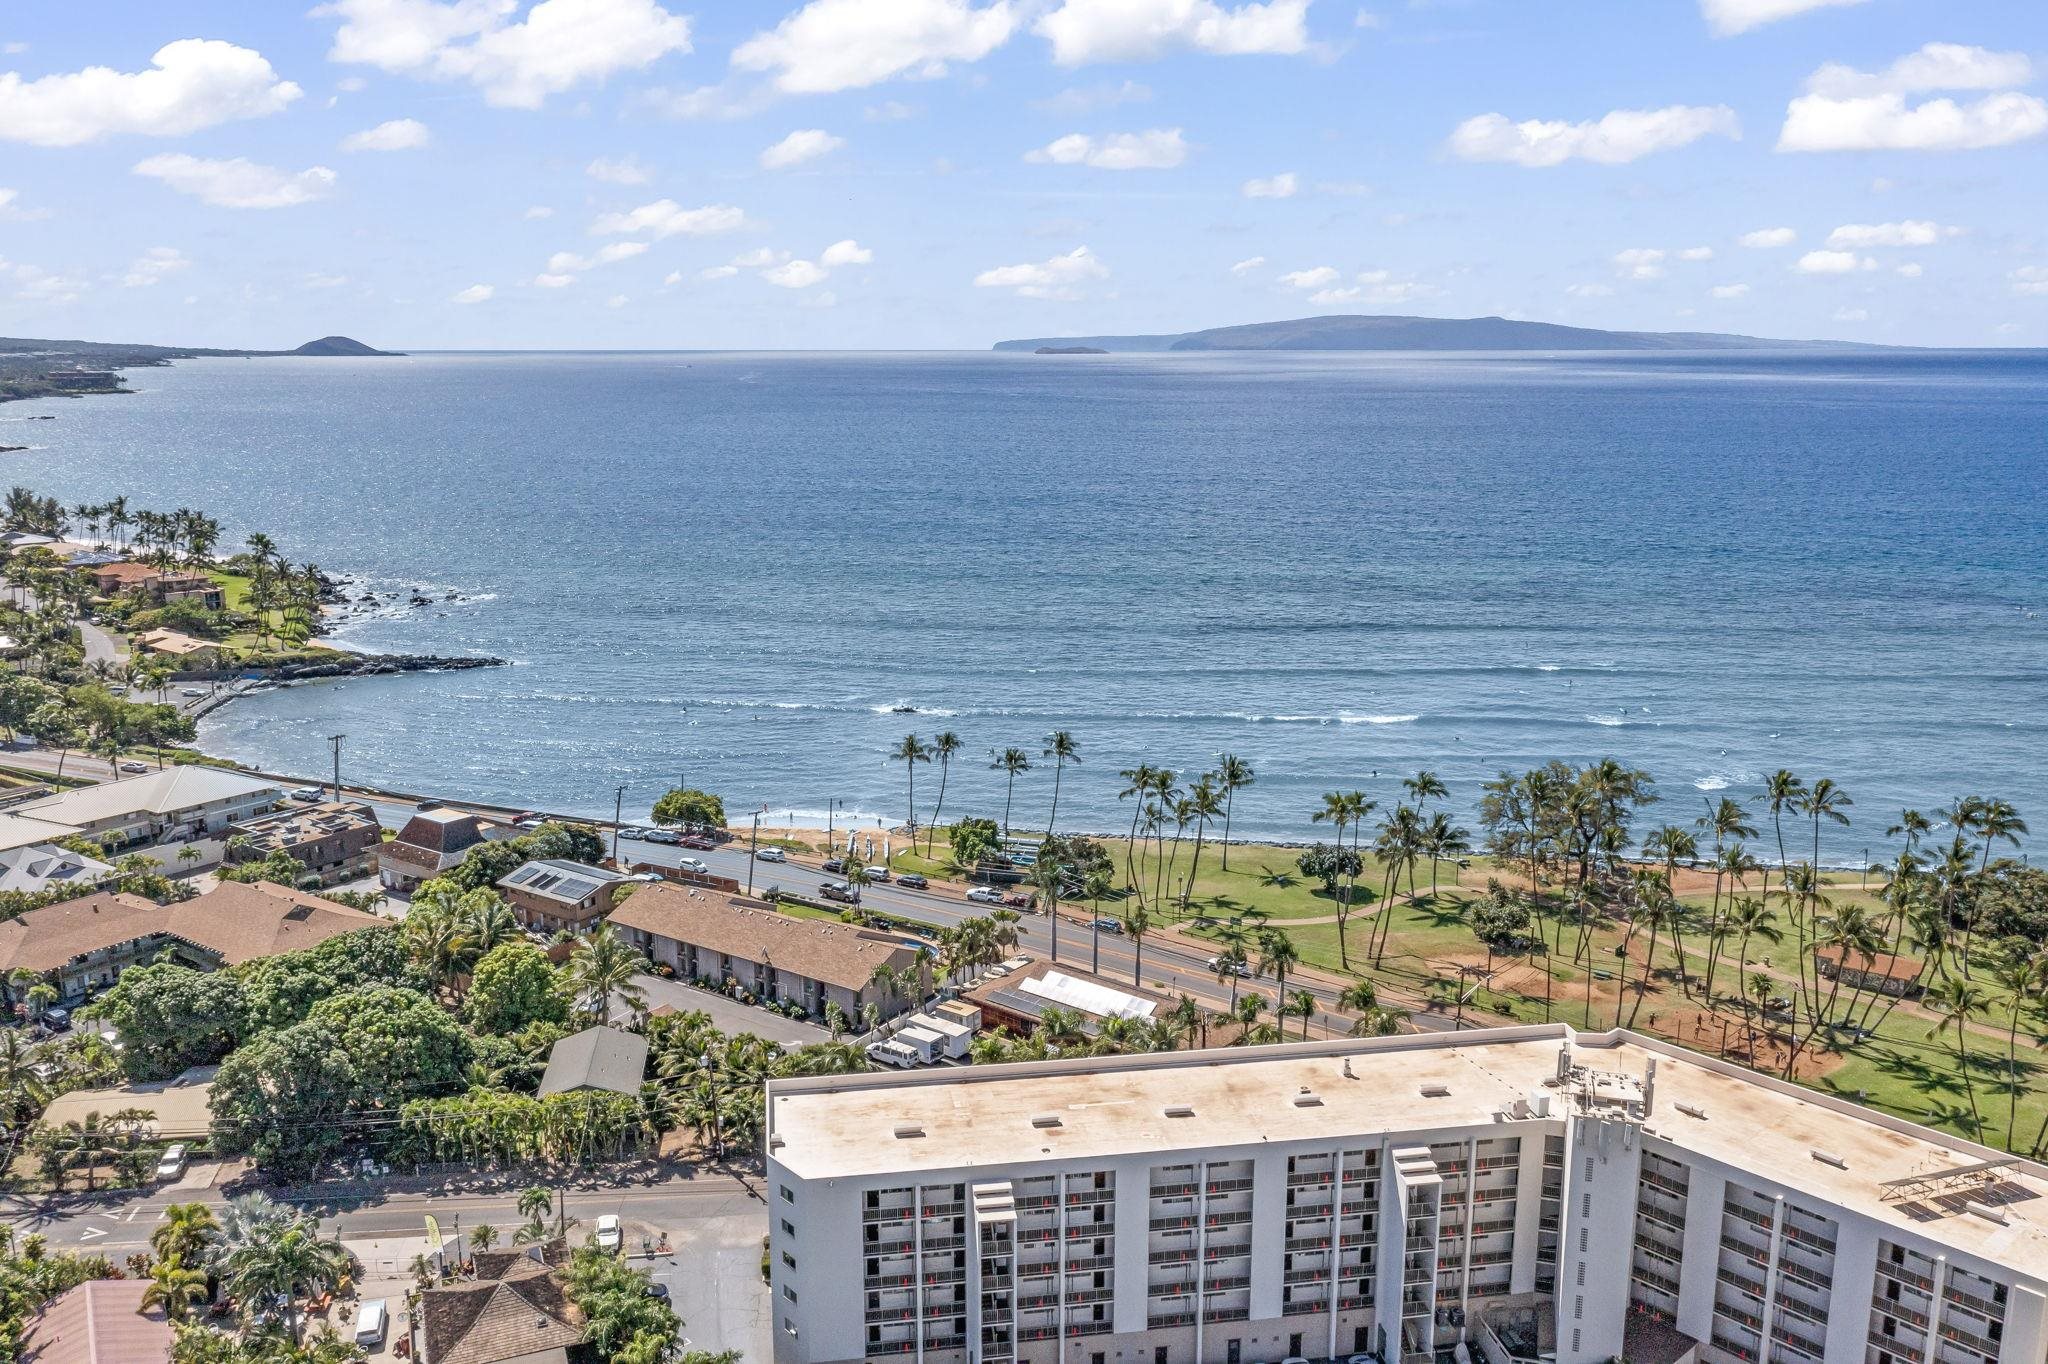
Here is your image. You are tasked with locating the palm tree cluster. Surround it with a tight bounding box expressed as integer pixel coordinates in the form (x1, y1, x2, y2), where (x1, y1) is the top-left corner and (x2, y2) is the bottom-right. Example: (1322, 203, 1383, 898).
(397, 1088, 656, 1167)
(1112, 754, 1256, 919)
(128, 1195, 353, 1350)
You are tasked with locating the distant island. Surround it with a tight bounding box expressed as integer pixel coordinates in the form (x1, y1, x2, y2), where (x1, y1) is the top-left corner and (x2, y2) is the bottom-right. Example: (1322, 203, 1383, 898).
(995, 313, 1893, 354)
(1, 334, 401, 402)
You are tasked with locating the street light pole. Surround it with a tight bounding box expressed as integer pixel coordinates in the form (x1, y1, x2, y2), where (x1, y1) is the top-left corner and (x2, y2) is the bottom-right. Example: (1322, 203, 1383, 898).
(327, 734, 345, 803)
(747, 808, 763, 897)
(612, 784, 627, 867)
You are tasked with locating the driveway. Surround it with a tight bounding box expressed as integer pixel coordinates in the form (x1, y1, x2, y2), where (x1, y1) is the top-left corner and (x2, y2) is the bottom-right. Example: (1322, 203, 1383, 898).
(628, 974, 832, 1047)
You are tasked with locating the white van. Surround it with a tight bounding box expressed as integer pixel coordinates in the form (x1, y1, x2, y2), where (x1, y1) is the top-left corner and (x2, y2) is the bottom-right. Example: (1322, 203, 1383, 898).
(355, 1299, 388, 1347)
(865, 1039, 923, 1069)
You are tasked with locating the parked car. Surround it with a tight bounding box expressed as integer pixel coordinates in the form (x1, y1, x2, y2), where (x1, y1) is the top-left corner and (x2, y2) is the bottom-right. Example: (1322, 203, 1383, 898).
(41, 1007, 71, 1031)
(755, 847, 787, 863)
(355, 1299, 388, 1348)
(643, 829, 681, 845)
(822, 858, 845, 873)
(155, 1144, 189, 1181)
(865, 865, 891, 883)
(1003, 893, 1032, 909)
(820, 881, 860, 903)
(965, 886, 1004, 905)
(1093, 917, 1124, 934)
(677, 857, 711, 875)
(289, 785, 324, 802)
(866, 1039, 923, 1069)
(1207, 955, 1254, 978)
(895, 872, 928, 890)
(118, 760, 149, 774)
(595, 1214, 623, 1253)
(180, 687, 205, 698)
(678, 834, 715, 850)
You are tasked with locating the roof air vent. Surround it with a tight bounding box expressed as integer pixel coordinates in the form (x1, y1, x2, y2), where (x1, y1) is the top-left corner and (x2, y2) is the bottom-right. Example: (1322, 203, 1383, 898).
(1419, 1083, 1451, 1098)
(894, 1123, 925, 1139)
(1810, 1149, 1846, 1169)
(1163, 1104, 1195, 1118)
(1031, 1114, 1063, 1129)
(1965, 1201, 2009, 1226)
(1675, 1103, 1707, 1120)
(1292, 1090, 1325, 1108)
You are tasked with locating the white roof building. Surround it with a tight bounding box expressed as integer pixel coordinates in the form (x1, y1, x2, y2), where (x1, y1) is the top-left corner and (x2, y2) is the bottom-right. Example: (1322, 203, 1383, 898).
(0, 811, 85, 855)
(18, 767, 284, 847)
(0, 842, 112, 894)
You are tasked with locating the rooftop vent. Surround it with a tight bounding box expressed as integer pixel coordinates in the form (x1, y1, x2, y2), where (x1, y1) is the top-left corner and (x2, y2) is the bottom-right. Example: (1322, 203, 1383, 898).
(893, 1123, 925, 1139)
(1031, 1114, 1063, 1129)
(1965, 1201, 2009, 1226)
(1420, 1083, 1451, 1098)
(1675, 1103, 1707, 1120)
(769, 1134, 785, 1151)
(1163, 1104, 1195, 1118)
(1810, 1149, 1847, 1169)
(1292, 1089, 1325, 1108)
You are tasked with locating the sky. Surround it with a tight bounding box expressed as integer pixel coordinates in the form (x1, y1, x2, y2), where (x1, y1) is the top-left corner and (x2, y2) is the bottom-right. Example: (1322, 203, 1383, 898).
(0, 0, 2044, 350)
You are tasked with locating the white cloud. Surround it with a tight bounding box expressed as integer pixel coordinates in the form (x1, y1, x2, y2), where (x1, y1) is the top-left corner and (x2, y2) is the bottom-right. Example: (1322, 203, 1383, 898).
(821, 239, 872, 266)
(453, 282, 495, 303)
(1035, 80, 1150, 114)
(732, 248, 786, 268)
(733, 0, 1017, 95)
(533, 272, 576, 287)
(591, 199, 749, 238)
(1026, 128, 1187, 170)
(524, 205, 555, 219)
(1699, 0, 1866, 38)
(1036, 0, 1309, 65)
(1279, 265, 1340, 289)
(303, 272, 351, 289)
(1613, 248, 1668, 280)
(342, 116, 429, 151)
(2012, 266, 2048, 297)
(546, 241, 649, 273)
(1779, 44, 2046, 152)
(698, 264, 740, 280)
(10, 263, 86, 304)
(1309, 272, 1437, 307)
(1895, 262, 1923, 278)
(122, 246, 190, 288)
(1565, 282, 1614, 298)
(133, 154, 337, 209)
(316, 0, 693, 109)
(1241, 171, 1297, 199)
(1833, 307, 1869, 322)
(764, 259, 830, 288)
(607, 293, 628, 307)
(1739, 226, 1796, 248)
(1795, 249, 1874, 274)
(586, 155, 652, 184)
(1677, 246, 1715, 262)
(1230, 255, 1266, 275)
(865, 99, 919, 120)
(1710, 283, 1751, 299)
(0, 38, 300, 147)
(1825, 220, 1958, 248)
(761, 128, 846, 169)
(973, 245, 1108, 300)
(1449, 104, 1739, 166)
(0, 188, 49, 221)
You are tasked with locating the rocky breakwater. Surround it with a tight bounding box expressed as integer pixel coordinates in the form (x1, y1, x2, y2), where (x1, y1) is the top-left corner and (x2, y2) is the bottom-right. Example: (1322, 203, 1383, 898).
(271, 652, 506, 681)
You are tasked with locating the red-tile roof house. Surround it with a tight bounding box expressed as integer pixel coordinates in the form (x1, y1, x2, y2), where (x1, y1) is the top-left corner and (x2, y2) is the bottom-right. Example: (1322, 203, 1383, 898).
(19, 1279, 173, 1364)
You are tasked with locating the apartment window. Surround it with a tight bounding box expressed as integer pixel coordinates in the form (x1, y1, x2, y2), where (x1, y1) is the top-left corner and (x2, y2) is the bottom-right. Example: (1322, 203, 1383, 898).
(781, 1219, 795, 1237)
(1573, 1297, 1583, 1320)
(1572, 1331, 1582, 1354)
(1581, 1194, 1591, 1217)
(1576, 1264, 1585, 1286)
(1578, 1229, 1588, 1253)
(783, 1286, 798, 1303)
(780, 1185, 795, 1204)
(782, 1252, 797, 1269)
(1584, 1157, 1595, 1180)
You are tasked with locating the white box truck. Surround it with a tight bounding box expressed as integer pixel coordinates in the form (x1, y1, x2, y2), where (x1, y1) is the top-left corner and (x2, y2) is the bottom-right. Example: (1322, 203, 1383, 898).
(906, 1012, 972, 1061)
(892, 1025, 946, 1064)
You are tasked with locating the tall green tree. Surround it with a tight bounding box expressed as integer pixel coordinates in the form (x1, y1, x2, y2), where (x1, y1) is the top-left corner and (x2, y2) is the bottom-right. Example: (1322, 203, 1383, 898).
(1041, 730, 1080, 836)
(990, 747, 1031, 837)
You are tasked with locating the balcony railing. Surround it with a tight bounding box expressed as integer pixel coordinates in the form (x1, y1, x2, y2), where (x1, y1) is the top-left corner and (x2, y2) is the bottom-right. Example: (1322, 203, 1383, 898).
(1780, 1260, 1830, 1294)
(1066, 1189, 1115, 1207)
(1149, 1248, 1196, 1265)
(1878, 1261, 1936, 1294)
(1770, 1325, 1825, 1360)
(1288, 1234, 1334, 1252)
(1151, 1214, 1198, 1232)
(1205, 1210, 1252, 1229)
(1067, 1321, 1111, 1338)
(865, 1206, 915, 1224)
(1151, 1182, 1196, 1199)
(1717, 1267, 1766, 1299)
(1290, 1172, 1337, 1188)
(866, 1307, 918, 1324)
(1205, 1274, 1251, 1292)
(1206, 1177, 1254, 1194)
(1284, 1298, 1329, 1316)
(1944, 1287, 2006, 1322)
(1873, 1303, 1931, 1331)
(1725, 1204, 1774, 1232)
(1640, 1169, 1688, 1197)
(1633, 1265, 1680, 1296)
(1285, 1267, 1332, 1284)
(1939, 1321, 2001, 1355)
(1149, 1281, 1195, 1298)
(1719, 1234, 1770, 1266)
(865, 1341, 918, 1357)
(1209, 1306, 1251, 1322)
(1150, 1311, 1197, 1328)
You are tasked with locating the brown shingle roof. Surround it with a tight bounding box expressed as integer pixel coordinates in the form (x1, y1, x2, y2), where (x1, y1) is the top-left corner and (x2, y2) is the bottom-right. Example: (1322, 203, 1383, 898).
(1815, 944, 1924, 983)
(392, 808, 489, 855)
(420, 1255, 583, 1364)
(608, 881, 921, 993)
(19, 1279, 173, 1364)
(0, 893, 162, 974)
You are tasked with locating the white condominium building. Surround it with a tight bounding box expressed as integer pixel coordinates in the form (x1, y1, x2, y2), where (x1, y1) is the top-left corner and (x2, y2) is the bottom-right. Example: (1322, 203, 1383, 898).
(764, 1024, 2048, 1364)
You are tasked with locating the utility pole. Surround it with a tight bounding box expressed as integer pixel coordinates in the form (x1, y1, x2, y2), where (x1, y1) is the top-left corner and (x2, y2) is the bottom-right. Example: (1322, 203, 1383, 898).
(747, 807, 764, 897)
(327, 734, 345, 803)
(827, 797, 837, 854)
(612, 785, 627, 867)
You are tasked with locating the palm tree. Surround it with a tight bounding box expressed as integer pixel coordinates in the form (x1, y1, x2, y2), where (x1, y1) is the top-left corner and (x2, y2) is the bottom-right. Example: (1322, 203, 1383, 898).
(1032, 852, 1066, 964)
(1420, 810, 1470, 900)
(1256, 929, 1300, 1010)
(142, 1256, 209, 1322)
(151, 1203, 219, 1266)
(1641, 825, 1698, 995)
(925, 731, 962, 855)
(1976, 799, 2028, 874)
(1991, 953, 2043, 1151)
(1180, 773, 1225, 911)
(1403, 770, 1448, 811)
(470, 1223, 499, 1252)
(566, 925, 647, 1026)
(1288, 987, 1319, 1039)
(1085, 868, 1114, 972)
(219, 1220, 351, 1343)
(1215, 754, 1255, 870)
(991, 748, 1032, 837)
(1041, 730, 1081, 837)
(1923, 976, 1990, 1134)
(891, 733, 932, 837)
(1116, 763, 1159, 895)
(1212, 940, 1250, 1012)
(1125, 904, 1152, 988)
(1797, 778, 1854, 1005)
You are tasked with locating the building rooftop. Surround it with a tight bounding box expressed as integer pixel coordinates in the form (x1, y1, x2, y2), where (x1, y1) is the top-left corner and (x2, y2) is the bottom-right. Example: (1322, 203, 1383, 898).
(0, 842, 110, 893)
(766, 1023, 2048, 1276)
(0, 883, 385, 975)
(228, 800, 382, 853)
(419, 1251, 582, 1364)
(135, 627, 217, 656)
(384, 806, 491, 866)
(1816, 943, 1925, 983)
(537, 1025, 649, 1097)
(38, 1067, 218, 1141)
(18, 767, 281, 825)
(0, 811, 86, 854)
(964, 958, 1177, 1035)
(18, 1279, 172, 1364)
(609, 881, 922, 993)
(499, 857, 625, 905)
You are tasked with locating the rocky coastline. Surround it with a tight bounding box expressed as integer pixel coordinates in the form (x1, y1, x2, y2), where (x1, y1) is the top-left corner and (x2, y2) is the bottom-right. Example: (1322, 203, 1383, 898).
(270, 652, 505, 681)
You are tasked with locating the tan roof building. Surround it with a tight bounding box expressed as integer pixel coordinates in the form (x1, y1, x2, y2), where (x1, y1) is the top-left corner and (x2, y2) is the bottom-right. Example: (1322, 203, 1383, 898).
(226, 800, 383, 885)
(38, 1067, 218, 1141)
(380, 807, 494, 890)
(18, 1279, 172, 1364)
(134, 627, 222, 659)
(609, 881, 930, 1022)
(420, 1250, 583, 1364)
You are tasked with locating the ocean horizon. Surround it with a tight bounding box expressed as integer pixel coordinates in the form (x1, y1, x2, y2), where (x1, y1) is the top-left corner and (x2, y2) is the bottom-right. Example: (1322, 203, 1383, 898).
(12, 347, 2045, 857)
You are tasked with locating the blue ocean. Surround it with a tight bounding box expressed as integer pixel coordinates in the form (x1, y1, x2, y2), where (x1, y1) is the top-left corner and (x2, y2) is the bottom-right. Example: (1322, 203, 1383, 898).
(10, 349, 2046, 855)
